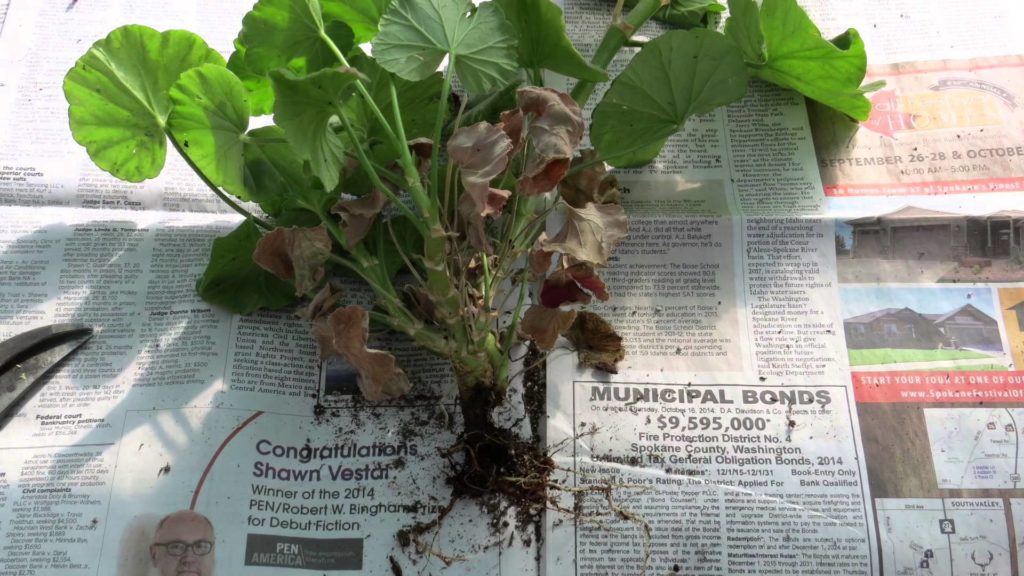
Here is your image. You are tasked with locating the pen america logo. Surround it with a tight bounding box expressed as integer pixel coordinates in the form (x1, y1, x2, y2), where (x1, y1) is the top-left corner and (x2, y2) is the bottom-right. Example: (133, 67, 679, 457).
(863, 78, 1015, 138)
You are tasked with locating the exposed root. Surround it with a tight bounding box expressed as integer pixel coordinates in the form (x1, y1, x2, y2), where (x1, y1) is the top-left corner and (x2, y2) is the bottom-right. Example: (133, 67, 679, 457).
(399, 419, 655, 575)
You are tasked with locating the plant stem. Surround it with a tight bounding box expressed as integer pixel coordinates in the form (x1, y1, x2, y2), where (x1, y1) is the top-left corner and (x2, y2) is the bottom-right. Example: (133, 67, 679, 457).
(335, 107, 429, 236)
(430, 61, 456, 202)
(480, 251, 492, 308)
(570, 0, 668, 108)
(387, 78, 433, 218)
(501, 272, 529, 355)
(165, 130, 271, 229)
(319, 30, 398, 147)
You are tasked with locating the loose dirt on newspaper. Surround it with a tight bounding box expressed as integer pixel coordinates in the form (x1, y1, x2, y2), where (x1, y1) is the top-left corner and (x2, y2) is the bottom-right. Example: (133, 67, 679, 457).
(313, 345, 556, 561)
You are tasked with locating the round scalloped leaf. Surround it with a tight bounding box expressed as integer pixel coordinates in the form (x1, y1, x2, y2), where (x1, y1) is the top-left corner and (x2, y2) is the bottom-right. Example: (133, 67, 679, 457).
(372, 0, 517, 95)
(270, 68, 361, 191)
(323, 0, 393, 43)
(493, 0, 606, 82)
(227, 44, 275, 116)
(239, 0, 355, 75)
(243, 126, 332, 217)
(591, 29, 748, 168)
(168, 64, 251, 200)
(63, 25, 224, 182)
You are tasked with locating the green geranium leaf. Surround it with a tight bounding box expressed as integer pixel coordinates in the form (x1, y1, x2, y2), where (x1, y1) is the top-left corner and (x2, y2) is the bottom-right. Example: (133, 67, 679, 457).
(725, 0, 871, 120)
(494, 0, 606, 82)
(239, 0, 355, 76)
(168, 64, 250, 200)
(723, 0, 763, 63)
(591, 29, 747, 167)
(196, 220, 297, 314)
(243, 126, 333, 217)
(372, 0, 517, 95)
(323, 0, 392, 43)
(227, 42, 275, 116)
(346, 53, 442, 162)
(63, 25, 224, 182)
(270, 68, 360, 191)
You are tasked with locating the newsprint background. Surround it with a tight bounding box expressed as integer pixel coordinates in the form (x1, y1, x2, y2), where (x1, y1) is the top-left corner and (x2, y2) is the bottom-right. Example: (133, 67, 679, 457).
(2, 0, 1024, 575)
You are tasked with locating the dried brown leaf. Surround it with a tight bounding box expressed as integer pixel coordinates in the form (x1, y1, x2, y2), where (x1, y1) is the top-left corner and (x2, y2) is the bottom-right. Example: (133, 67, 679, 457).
(565, 311, 625, 374)
(408, 138, 433, 178)
(542, 202, 628, 267)
(252, 225, 332, 297)
(559, 149, 620, 208)
(520, 306, 577, 350)
(515, 87, 584, 196)
(331, 187, 388, 249)
(312, 305, 411, 401)
(499, 109, 524, 152)
(298, 280, 344, 321)
(448, 122, 514, 252)
(529, 232, 555, 278)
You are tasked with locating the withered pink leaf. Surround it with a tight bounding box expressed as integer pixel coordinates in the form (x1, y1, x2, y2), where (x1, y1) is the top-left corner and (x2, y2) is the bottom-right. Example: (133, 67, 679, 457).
(298, 280, 344, 321)
(540, 272, 591, 307)
(448, 122, 514, 252)
(520, 305, 577, 350)
(542, 202, 628, 267)
(559, 149, 621, 208)
(311, 305, 411, 401)
(331, 187, 388, 249)
(458, 188, 511, 253)
(448, 122, 513, 203)
(515, 87, 585, 196)
(408, 138, 433, 178)
(540, 262, 609, 307)
(499, 108, 523, 152)
(565, 311, 625, 374)
(252, 225, 332, 297)
(529, 232, 555, 278)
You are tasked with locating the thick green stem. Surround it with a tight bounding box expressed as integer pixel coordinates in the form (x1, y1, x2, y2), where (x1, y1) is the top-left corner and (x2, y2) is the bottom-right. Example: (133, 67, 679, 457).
(570, 0, 668, 107)
(387, 79, 433, 217)
(166, 130, 271, 229)
(501, 273, 530, 356)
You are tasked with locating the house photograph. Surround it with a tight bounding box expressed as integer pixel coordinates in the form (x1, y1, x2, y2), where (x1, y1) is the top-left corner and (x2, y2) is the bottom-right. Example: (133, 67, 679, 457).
(841, 287, 1009, 371)
(831, 196, 1024, 283)
(999, 287, 1024, 370)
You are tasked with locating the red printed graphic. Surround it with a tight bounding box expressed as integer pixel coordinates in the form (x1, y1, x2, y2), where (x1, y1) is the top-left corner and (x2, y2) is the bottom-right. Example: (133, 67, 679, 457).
(853, 371, 1024, 403)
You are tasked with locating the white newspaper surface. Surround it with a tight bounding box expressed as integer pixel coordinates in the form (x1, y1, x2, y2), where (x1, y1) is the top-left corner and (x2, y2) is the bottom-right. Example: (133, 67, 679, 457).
(544, 1, 1024, 576)
(2, 0, 1024, 575)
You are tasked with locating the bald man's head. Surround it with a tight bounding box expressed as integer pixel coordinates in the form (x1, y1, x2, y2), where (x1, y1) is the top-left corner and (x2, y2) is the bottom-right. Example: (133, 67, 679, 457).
(149, 510, 215, 576)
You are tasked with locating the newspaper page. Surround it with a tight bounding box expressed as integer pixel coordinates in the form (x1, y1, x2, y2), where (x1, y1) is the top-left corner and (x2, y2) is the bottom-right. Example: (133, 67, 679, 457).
(4, 0, 1024, 575)
(821, 53, 1024, 576)
(545, 1, 1024, 576)
(0, 207, 528, 575)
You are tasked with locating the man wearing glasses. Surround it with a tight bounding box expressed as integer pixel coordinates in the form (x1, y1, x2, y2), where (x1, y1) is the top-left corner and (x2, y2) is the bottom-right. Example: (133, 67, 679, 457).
(149, 509, 216, 576)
